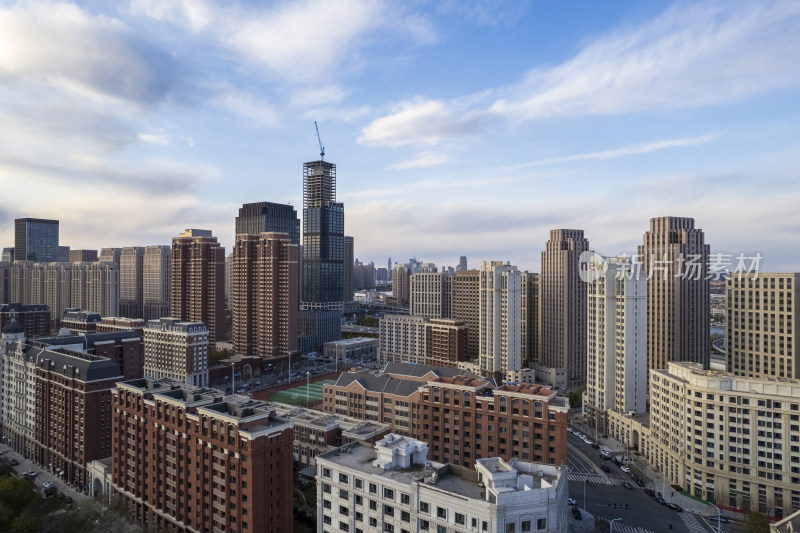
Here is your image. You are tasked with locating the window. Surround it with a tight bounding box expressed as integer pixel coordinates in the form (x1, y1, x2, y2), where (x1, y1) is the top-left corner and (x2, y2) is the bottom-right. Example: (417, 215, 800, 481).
(339, 473, 349, 483)
(384, 487, 395, 500)
(400, 493, 410, 505)
(355, 478, 363, 489)
(370, 518, 378, 527)
(370, 500, 377, 510)
(420, 519, 430, 531)
(339, 489, 349, 499)
(384, 505, 394, 516)
(506, 524, 516, 533)
(522, 521, 531, 532)
(369, 483, 377, 494)
(537, 518, 547, 530)
(322, 467, 331, 478)
(455, 513, 465, 525)
(437, 507, 447, 520)
(420, 501, 430, 514)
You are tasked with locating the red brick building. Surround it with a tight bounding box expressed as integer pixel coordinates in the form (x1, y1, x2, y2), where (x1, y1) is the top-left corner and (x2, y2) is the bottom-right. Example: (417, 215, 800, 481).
(33, 347, 124, 490)
(419, 377, 568, 467)
(425, 318, 468, 367)
(0, 303, 50, 338)
(112, 379, 294, 533)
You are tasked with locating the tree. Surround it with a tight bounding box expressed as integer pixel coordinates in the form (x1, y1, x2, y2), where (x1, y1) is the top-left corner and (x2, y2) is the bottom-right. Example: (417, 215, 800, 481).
(745, 511, 770, 533)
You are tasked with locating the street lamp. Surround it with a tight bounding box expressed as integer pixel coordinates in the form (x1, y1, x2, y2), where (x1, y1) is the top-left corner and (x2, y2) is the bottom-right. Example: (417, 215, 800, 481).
(609, 518, 623, 533)
(707, 501, 722, 533)
(306, 371, 311, 408)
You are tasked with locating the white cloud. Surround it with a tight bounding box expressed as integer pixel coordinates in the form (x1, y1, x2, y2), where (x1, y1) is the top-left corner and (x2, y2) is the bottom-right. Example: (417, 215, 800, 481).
(358, 97, 492, 147)
(360, 1, 800, 147)
(137, 133, 170, 145)
(0, 2, 179, 105)
(290, 85, 347, 107)
(503, 134, 720, 170)
(129, 0, 213, 32)
(213, 91, 279, 127)
(389, 151, 448, 170)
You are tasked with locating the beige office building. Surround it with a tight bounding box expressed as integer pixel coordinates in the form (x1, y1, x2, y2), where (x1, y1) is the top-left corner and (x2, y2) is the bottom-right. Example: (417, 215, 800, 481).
(609, 362, 800, 519)
(391, 264, 410, 307)
(143, 317, 208, 387)
(727, 273, 799, 379)
(638, 216, 710, 379)
(231, 232, 298, 360)
(539, 229, 589, 387)
(479, 261, 521, 375)
(409, 271, 452, 319)
(119, 247, 144, 319)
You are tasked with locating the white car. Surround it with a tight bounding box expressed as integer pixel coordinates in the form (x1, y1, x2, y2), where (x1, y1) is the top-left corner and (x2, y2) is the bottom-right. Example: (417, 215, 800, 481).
(42, 482, 54, 489)
(568, 498, 576, 505)
(620, 466, 631, 473)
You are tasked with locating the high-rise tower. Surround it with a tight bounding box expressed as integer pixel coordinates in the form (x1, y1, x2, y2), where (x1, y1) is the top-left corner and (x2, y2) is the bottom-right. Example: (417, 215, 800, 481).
(539, 229, 590, 388)
(170, 229, 225, 344)
(14, 218, 59, 263)
(235, 202, 300, 245)
(638, 217, 709, 377)
(478, 261, 521, 375)
(301, 160, 344, 310)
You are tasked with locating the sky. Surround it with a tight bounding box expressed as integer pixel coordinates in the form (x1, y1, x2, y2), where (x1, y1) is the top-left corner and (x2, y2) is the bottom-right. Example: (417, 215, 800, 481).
(1, 0, 799, 273)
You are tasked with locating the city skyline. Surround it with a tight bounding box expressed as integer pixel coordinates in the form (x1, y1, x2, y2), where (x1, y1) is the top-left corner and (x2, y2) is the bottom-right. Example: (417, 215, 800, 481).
(1, 1, 800, 273)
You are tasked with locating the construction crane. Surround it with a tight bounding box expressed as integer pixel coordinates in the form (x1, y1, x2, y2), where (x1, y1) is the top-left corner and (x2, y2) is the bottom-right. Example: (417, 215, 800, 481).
(314, 121, 325, 161)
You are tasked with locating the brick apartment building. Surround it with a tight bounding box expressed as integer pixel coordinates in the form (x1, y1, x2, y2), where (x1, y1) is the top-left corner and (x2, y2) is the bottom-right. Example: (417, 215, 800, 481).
(96, 316, 146, 338)
(0, 303, 50, 338)
(322, 363, 568, 467)
(34, 347, 125, 490)
(425, 318, 468, 367)
(112, 379, 294, 533)
(419, 377, 568, 467)
(61, 308, 101, 333)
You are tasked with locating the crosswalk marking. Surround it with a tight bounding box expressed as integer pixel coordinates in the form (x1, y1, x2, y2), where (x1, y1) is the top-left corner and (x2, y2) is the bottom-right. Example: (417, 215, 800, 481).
(567, 473, 630, 486)
(681, 512, 710, 533)
(595, 516, 658, 533)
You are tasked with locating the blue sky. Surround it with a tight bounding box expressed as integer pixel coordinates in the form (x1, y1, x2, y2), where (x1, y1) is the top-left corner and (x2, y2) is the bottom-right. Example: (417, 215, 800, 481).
(1, 0, 799, 272)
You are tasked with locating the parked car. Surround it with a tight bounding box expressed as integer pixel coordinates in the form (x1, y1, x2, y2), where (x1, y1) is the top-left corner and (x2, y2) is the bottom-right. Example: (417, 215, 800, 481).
(655, 497, 666, 505)
(58, 493, 73, 504)
(44, 486, 57, 497)
(600, 464, 611, 473)
(666, 503, 684, 512)
(644, 488, 656, 497)
(708, 516, 728, 523)
(9, 458, 19, 466)
(568, 498, 576, 506)
(42, 482, 55, 489)
(622, 481, 633, 489)
(571, 507, 582, 520)
(23, 470, 37, 478)
(620, 466, 631, 473)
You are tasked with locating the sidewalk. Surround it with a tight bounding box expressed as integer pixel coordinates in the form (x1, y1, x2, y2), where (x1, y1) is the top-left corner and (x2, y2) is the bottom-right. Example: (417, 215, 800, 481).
(568, 414, 726, 521)
(0, 443, 91, 504)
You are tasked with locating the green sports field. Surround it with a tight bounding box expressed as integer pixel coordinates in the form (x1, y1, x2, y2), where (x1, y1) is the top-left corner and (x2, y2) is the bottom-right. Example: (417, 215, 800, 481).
(267, 380, 333, 406)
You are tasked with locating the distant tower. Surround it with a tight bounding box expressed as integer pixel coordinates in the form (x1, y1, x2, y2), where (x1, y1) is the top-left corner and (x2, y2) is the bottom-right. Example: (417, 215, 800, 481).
(457, 256, 467, 271)
(235, 202, 300, 245)
(539, 229, 590, 388)
(15, 218, 59, 262)
(302, 160, 344, 310)
(387, 257, 392, 280)
(343, 236, 354, 301)
(120, 247, 145, 319)
(170, 229, 225, 344)
(143, 246, 171, 321)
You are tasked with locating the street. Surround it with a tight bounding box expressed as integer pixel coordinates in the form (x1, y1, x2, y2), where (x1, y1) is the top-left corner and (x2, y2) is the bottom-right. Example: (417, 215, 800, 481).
(0, 443, 91, 504)
(565, 431, 743, 533)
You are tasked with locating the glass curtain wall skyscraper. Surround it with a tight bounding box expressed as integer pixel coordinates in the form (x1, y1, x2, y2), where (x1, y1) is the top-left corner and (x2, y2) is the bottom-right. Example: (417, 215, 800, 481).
(235, 202, 300, 245)
(301, 160, 344, 310)
(14, 218, 59, 262)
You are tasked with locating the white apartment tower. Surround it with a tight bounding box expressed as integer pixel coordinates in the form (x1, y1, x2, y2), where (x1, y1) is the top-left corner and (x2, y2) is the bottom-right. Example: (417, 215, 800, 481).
(479, 261, 521, 375)
(409, 271, 452, 319)
(378, 314, 429, 365)
(585, 256, 646, 431)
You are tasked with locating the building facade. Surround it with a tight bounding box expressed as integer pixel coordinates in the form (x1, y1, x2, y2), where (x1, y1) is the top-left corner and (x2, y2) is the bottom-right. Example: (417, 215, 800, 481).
(120, 246, 145, 319)
(520, 271, 540, 366)
(324, 337, 379, 364)
(539, 229, 590, 388)
(315, 435, 567, 533)
(235, 201, 300, 245)
(727, 273, 799, 379)
(410, 271, 452, 319)
(170, 229, 225, 343)
(609, 362, 800, 520)
(479, 261, 522, 375)
(15, 218, 59, 263)
(143, 317, 209, 387)
(111, 379, 294, 532)
(638, 216, 710, 379)
(379, 314, 428, 365)
(302, 160, 345, 311)
(425, 318, 468, 368)
(452, 269, 480, 360)
(391, 265, 410, 308)
(232, 232, 298, 360)
(143, 245, 171, 321)
(0, 303, 50, 338)
(68, 249, 98, 263)
(585, 257, 647, 433)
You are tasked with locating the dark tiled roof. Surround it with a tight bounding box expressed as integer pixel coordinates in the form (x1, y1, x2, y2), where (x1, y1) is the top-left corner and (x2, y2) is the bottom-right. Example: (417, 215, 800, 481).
(334, 372, 421, 397)
(36, 348, 122, 381)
